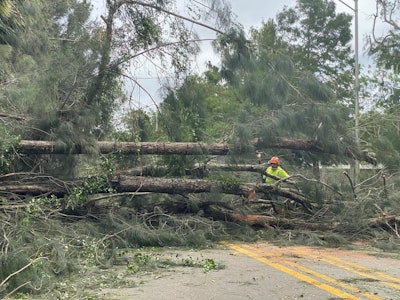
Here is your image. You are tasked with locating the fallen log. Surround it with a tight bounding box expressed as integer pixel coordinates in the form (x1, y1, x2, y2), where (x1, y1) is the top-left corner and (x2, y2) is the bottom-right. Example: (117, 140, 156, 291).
(205, 205, 400, 232)
(112, 176, 311, 210)
(367, 215, 400, 234)
(206, 206, 336, 230)
(117, 163, 265, 176)
(15, 138, 376, 164)
(0, 176, 311, 211)
(17, 140, 229, 155)
(0, 181, 76, 197)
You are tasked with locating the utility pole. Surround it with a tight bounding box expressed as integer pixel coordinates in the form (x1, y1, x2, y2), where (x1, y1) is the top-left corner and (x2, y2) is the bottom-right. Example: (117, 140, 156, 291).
(336, 0, 360, 184)
(354, 0, 360, 185)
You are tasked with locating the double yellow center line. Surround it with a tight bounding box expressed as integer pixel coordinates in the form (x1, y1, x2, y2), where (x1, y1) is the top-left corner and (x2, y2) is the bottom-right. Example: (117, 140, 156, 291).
(223, 243, 399, 300)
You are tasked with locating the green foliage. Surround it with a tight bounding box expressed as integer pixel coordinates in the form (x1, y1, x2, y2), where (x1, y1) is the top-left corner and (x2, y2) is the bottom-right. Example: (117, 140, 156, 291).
(117, 109, 153, 142)
(368, 1, 400, 74)
(181, 256, 222, 272)
(0, 0, 127, 176)
(212, 14, 356, 166)
(160, 76, 207, 143)
(0, 214, 76, 298)
(230, 119, 255, 157)
(0, 125, 20, 172)
(276, 0, 353, 101)
(129, 12, 161, 47)
(68, 176, 110, 208)
(124, 248, 224, 275)
(297, 182, 331, 207)
(126, 251, 161, 273)
(0, 0, 24, 45)
(212, 174, 242, 191)
(0, 0, 235, 177)
(156, 76, 211, 174)
(66, 156, 116, 209)
(78, 236, 111, 266)
(359, 110, 400, 168)
(25, 195, 61, 215)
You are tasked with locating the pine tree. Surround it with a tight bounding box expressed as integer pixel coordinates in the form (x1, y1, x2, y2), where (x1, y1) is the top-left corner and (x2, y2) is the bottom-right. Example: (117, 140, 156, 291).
(215, 20, 356, 167)
(276, 0, 354, 104)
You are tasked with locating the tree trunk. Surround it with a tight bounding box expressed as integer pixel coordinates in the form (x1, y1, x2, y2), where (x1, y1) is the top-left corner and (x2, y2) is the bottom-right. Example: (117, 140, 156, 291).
(16, 138, 376, 164)
(0, 175, 311, 210)
(17, 140, 230, 155)
(116, 163, 265, 176)
(112, 176, 310, 207)
(205, 205, 335, 230)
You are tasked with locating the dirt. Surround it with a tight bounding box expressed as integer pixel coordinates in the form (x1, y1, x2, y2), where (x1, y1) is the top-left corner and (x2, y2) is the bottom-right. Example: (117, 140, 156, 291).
(85, 242, 400, 300)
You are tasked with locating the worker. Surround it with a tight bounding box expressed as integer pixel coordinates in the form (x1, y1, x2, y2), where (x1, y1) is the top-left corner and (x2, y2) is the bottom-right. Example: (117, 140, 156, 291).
(263, 156, 289, 184)
(262, 156, 289, 214)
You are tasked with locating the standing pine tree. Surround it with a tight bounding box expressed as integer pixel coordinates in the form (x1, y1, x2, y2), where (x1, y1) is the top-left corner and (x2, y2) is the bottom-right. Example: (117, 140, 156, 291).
(276, 0, 354, 105)
(214, 18, 357, 169)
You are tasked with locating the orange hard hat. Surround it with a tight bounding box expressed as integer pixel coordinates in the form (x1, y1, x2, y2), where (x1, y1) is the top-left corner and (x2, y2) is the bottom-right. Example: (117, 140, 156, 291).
(269, 156, 280, 165)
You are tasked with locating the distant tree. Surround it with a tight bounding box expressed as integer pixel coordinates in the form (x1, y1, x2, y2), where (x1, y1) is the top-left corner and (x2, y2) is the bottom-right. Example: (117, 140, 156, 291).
(276, 0, 354, 105)
(367, 0, 400, 109)
(368, 0, 400, 73)
(160, 76, 207, 143)
(116, 109, 153, 143)
(360, 0, 400, 167)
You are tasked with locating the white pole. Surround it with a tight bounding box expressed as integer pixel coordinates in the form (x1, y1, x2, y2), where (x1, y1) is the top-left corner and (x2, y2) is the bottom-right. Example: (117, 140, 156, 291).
(335, 0, 359, 184)
(354, 0, 360, 185)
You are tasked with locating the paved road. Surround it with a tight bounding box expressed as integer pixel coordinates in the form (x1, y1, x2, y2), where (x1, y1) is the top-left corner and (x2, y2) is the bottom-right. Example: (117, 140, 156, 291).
(225, 242, 400, 300)
(99, 242, 400, 300)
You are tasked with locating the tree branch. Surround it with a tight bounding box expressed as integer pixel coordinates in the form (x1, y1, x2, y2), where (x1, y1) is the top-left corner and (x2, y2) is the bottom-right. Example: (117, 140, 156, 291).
(121, 0, 225, 35)
(0, 257, 47, 288)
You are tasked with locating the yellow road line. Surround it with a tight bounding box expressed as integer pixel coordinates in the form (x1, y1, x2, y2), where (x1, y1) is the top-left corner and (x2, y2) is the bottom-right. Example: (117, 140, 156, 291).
(241, 244, 382, 300)
(285, 248, 400, 291)
(321, 253, 400, 285)
(224, 243, 363, 300)
(313, 255, 400, 291)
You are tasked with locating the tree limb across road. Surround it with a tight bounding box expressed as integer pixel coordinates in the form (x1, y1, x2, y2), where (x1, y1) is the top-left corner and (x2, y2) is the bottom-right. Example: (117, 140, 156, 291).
(16, 138, 376, 164)
(0, 175, 311, 210)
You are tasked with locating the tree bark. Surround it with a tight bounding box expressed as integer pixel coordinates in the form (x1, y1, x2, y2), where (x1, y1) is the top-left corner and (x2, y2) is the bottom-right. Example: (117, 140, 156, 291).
(0, 175, 310, 209)
(16, 138, 376, 164)
(117, 163, 265, 176)
(0, 181, 77, 196)
(205, 205, 335, 230)
(112, 176, 309, 204)
(17, 140, 230, 155)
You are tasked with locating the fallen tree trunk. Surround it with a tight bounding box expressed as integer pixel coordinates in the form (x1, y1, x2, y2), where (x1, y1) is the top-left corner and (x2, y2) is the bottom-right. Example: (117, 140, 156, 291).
(204, 205, 400, 232)
(205, 205, 335, 230)
(0, 180, 77, 196)
(15, 138, 376, 164)
(113, 176, 311, 210)
(117, 163, 265, 176)
(1, 175, 398, 234)
(17, 140, 230, 155)
(367, 215, 400, 235)
(0, 176, 311, 210)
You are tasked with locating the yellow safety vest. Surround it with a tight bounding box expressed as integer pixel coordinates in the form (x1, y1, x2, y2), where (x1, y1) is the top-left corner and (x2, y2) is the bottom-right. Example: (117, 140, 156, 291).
(263, 166, 288, 184)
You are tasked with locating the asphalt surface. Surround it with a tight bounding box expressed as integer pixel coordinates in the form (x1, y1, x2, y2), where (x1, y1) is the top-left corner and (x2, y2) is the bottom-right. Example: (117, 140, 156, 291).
(98, 242, 400, 300)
